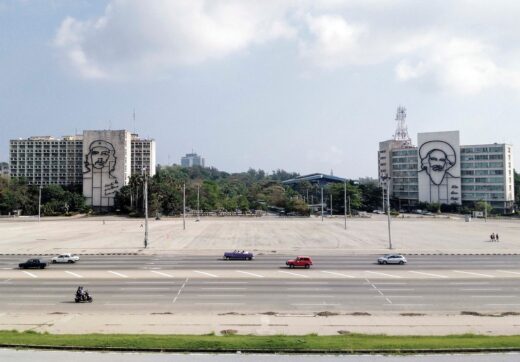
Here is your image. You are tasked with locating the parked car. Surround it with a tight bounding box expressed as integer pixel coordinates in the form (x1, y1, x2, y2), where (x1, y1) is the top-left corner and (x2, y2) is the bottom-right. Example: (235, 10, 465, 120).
(377, 254, 407, 265)
(52, 253, 80, 264)
(372, 210, 385, 214)
(19, 258, 47, 269)
(224, 250, 254, 260)
(286, 256, 313, 269)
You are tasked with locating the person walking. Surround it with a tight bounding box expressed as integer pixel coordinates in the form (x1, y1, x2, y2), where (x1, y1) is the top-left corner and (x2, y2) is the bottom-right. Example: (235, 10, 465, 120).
(490, 233, 495, 242)
(496, 233, 499, 242)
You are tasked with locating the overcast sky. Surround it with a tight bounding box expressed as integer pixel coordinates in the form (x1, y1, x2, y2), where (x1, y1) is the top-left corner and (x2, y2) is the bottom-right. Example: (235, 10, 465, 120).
(1, 0, 520, 179)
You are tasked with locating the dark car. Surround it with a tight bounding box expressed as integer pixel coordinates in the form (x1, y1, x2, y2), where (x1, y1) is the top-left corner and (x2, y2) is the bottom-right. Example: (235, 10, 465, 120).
(19, 258, 47, 269)
(286, 256, 313, 269)
(223, 250, 254, 260)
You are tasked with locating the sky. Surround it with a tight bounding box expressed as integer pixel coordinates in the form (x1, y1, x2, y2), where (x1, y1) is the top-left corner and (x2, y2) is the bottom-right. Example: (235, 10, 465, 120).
(1, 0, 520, 179)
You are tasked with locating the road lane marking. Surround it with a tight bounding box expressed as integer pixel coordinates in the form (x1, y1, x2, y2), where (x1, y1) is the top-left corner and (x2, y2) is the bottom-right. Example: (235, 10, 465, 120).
(450, 282, 489, 285)
(486, 304, 520, 306)
(408, 271, 448, 278)
(197, 294, 245, 297)
(195, 303, 244, 305)
(199, 281, 248, 284)
(200, 287, 246, 290)
(150, 271, 174, 278)
(365, 271, 402, 278)
(461, 288, 502, 291)
(193, 270, 218, 278)
(496, 270, 520, 276)
(452, 270, 494, 278)
(173, 278, 188, 304)
(235, 270, 264, 278)
(366, 278, 392, 304)
(108, 271, 128, 278)
(8, 303, 55, 306)
(378, 289, 415, 292)
(22, 271, 37, 278)
(321, 271, 355, 278)
(278, 271, 309, 278)
(65, 271, 83, 278)
(291, 303, 340, 306)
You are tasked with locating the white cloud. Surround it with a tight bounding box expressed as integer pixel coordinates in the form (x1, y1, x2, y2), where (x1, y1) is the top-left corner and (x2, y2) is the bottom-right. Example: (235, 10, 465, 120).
(54, 0, 296, 79)
(53, 0, 520, 94)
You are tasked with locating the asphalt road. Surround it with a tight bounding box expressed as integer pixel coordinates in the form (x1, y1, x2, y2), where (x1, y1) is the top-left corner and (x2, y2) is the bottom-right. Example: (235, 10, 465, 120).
(2, 254, 520, 270)
(1, 255, 520, 314)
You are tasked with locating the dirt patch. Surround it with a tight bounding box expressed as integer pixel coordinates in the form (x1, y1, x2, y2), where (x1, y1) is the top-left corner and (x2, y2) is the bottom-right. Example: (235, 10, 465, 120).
(337, 330, 351, 335)
(315, 311, 339, 317)
(220, 329, 238, 335)
(150, 312, 173, 315)
(400, 313, 425, 317)
(461, 311, 520, 317)
(347, 312, 371, 316)
(260, 311, 277, 315)
(218, 312, 246, 316)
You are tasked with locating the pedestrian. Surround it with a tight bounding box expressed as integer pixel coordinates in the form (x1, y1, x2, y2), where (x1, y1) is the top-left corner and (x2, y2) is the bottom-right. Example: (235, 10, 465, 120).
(496, 233, 499, 242)
(490, 233, 495, 242)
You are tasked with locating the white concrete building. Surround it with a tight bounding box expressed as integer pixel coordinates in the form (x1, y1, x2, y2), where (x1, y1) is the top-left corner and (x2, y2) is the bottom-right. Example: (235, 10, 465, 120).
(379, 130, 515, 213)
(9, 130, 156, 209)
(181, 152, 205, 167)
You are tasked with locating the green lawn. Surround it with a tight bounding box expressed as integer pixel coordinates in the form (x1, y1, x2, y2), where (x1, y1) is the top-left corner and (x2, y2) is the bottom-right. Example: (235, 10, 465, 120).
(1, 331, 520, 352)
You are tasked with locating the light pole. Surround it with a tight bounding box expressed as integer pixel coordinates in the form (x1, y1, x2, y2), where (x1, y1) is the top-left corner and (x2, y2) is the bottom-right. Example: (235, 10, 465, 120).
(320, 186, 324, 222)
(344, 182, 347, 230)
(38, 185, 42, 222)
(183, 183, 186, 230)
(196, 184, 200, 222)
(143, 169, 148, 249)
(381, 175, 393, 250)
(330, 194, 333, 217)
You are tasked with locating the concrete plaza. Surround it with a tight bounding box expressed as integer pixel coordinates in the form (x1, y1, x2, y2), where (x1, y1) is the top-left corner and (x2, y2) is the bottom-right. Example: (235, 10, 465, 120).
(0, 214, 518, 255)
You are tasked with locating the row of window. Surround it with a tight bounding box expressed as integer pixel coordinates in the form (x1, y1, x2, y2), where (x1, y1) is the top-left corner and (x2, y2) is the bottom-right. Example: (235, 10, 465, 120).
(391, 177, 418, 184)
(461, 193, 505, 200)
(392, 157, 417, 163)
(393, 185, 419, 191)
(462, 185, 504, 191)
(461, 146, 503, 153)
(461, 177, 504, 184)
(461, 154, 503, 161)
(461, 162, 504, 169)
(392, 149, 418, 157)
(461, 169, 504, 176)
(393, 163, 418, 170)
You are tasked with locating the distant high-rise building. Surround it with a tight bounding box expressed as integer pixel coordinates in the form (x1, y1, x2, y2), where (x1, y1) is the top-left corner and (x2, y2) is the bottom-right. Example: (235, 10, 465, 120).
(0, 162, 9, 176)
(181, 152, 205, 167)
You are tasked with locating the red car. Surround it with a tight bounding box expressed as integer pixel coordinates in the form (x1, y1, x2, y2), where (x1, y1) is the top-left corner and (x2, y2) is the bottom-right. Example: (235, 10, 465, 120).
(286, 256, 313, 269)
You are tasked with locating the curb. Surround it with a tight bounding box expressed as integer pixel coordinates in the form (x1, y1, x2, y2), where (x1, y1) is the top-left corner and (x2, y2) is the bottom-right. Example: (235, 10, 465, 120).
(1, 344, 520, 354)
(0, 253, 139, 256)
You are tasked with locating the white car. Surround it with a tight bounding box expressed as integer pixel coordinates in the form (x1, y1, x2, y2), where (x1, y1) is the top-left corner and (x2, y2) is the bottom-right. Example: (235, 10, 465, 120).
(377, 254, 407, 265)
(52, 253, 80, 264)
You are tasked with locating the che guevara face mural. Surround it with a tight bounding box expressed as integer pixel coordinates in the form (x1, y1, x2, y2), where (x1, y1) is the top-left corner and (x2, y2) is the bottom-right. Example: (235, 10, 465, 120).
(83, 140, 119, 204)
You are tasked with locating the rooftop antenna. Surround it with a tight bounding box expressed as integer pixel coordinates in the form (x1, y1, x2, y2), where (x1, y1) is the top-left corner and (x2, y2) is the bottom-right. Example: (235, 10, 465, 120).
(133, 108, 136, 134)
(393, 106, 412, 146)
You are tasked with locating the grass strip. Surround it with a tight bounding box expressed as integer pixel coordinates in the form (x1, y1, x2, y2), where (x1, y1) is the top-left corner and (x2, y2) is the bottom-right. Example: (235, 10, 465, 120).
(1, 331, 520, 353)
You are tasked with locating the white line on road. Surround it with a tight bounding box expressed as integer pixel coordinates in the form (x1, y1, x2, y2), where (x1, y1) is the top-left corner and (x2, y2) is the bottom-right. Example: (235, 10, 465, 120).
(408, 271, 448, 278)
(291, 303, 340, 306)
(8, 303, 55, 306)
(22, 271, 37, 278)
(321, 270, 355, 278)
(278, 271, 309, 278)
(452, 270, 494, 278)
(235, 270, 264, 278)
(378, 289, 415, 292)
(195, 303, 244, 305)
(193, 270, 218, 278)
(108, 271, 128, 278)
(200, 281, 248, 284)
(496, 270, 520, 276)
(150, 270, 174, 278)
(65, 271, 83, 278)
(173, 278, 188, 304)
(365, 271, 402, 278)
(450, 282, 489, 285)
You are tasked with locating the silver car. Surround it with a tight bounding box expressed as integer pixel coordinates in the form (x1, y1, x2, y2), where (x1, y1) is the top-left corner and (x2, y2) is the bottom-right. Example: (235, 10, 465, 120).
(377, 254, 407, 265)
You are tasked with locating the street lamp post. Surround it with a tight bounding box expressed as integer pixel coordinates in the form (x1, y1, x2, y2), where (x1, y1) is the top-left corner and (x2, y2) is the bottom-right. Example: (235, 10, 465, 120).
(330, 194, 333, 217)
(38, 185, 42, 222)
(183, 183, 186, 230)
(196, 184, 200, 222)
(343, 182, 347, 230)
(381, 175, 393, 250)
(320, 186, 324, 222)
(143, 169, 148, 249)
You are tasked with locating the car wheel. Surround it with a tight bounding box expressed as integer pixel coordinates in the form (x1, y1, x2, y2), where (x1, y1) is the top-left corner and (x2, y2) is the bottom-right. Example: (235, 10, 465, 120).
(52, 260, 56, 264)
(399, 261, 404, 265)
(383, 261, 387, 265)
(40, 266, 45, 269)
(305, 264, 310, 269)
(248, 257, 252, 261)
(68, 260, 74, 263)
(289, 265, 294, 269)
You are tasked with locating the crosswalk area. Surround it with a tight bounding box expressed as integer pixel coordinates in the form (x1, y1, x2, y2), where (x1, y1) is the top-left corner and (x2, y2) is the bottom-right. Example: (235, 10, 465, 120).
(3, 268, 520, 280)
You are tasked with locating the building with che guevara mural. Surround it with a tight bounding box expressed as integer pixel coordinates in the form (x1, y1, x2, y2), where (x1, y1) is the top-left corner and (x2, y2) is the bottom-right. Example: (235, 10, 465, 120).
(9, 130, 155, 210)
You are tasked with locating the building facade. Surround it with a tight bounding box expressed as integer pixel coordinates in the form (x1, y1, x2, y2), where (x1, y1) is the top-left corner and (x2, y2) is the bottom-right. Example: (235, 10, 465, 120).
(0, 162, 10, 176)
(181, 152, 205, 167)
(379, 129, 515, 213)
(9, 130, 156, 209)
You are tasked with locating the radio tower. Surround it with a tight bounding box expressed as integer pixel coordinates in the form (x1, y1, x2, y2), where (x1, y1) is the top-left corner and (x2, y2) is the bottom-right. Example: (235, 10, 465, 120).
(393, 106, 412, 146)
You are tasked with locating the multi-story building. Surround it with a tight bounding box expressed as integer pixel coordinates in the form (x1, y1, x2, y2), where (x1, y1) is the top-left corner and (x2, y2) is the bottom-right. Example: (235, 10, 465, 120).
(0, 162, 10, 176)
(131, 134, 156, 176)
(181, 152, 205, 167)
(379, 110, 515, 213)
(9, 130, 156, 209)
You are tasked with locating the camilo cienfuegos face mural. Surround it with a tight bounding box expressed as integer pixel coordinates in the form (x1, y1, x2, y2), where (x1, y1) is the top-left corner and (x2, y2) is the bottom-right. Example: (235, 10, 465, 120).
(83, 140, 119, 205)
(418, 139, 460, 204)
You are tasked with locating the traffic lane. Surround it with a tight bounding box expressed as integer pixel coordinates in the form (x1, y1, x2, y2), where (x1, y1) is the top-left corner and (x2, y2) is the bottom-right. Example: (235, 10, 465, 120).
(1, 278, 520, 313)
(2, 255, 520, 270)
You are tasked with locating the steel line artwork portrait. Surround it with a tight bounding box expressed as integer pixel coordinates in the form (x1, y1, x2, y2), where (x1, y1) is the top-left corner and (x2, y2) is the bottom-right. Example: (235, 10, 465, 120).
(419, 140, 460, 204)
(83, 140, 120, 206)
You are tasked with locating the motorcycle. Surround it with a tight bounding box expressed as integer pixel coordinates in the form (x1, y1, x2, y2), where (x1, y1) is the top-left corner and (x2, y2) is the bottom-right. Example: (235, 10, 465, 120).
(75, 287, 93, 303)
